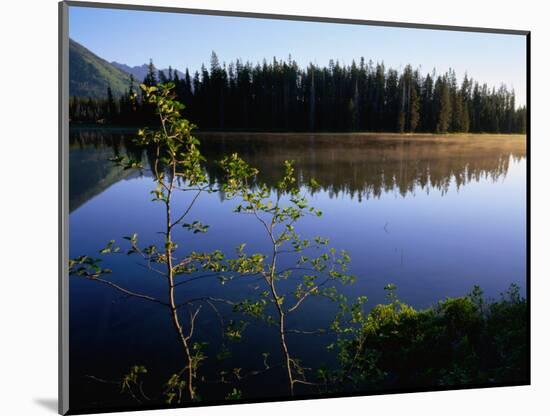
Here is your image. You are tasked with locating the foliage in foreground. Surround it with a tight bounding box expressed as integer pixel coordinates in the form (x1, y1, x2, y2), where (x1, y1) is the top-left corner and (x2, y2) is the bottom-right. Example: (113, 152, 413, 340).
(70, 82, 355, 403)
(330, 284, 528, 392)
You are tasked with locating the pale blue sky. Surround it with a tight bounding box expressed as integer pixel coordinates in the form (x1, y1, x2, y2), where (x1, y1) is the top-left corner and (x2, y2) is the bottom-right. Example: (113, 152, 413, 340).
(69, 6, 527, 106)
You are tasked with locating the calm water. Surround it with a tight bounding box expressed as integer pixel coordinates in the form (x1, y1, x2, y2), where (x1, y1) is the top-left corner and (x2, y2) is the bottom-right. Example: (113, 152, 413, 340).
(69, 129, 526, 411)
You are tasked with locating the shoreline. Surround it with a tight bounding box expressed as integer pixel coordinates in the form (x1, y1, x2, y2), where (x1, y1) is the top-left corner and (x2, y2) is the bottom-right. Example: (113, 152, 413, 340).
(69, 125, 526, 139)
(194, 131, 526, 141)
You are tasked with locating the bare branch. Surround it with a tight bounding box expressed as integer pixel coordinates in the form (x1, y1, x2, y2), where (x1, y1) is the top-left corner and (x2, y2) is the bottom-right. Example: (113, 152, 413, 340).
(206, 299, 225, 338)
(293, 379, 320, 386)
(136, 262, 167, 278)
(174, 272, 221, 287)
(171, 188, 204, 228)
(80, 275, 168, 306)
(185, 306, 202, 341)
(284, 329, 328, 336)
(176, 297, 236, 310)
(84, 375, 119, 385)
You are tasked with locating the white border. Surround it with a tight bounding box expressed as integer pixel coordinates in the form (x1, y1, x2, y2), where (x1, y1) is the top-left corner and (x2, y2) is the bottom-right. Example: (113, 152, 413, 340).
(2, 1, 548, 416)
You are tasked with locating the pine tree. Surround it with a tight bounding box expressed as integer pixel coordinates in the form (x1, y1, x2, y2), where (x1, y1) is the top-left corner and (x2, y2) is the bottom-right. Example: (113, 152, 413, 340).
(434, 75, 451, 133)
(106, 85, 117, 123)
(143, 59, 157, 86)
(308, 65, 316, 131)
(409, 75, 420, 132)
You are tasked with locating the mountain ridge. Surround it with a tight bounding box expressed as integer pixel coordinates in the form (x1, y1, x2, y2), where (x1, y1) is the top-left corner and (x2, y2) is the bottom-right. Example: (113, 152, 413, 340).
(69, 38, 130, 98)
(111, 62, 186, 83)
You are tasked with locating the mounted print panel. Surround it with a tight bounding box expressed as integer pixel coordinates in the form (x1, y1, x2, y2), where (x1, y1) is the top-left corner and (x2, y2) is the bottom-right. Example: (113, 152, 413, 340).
(59, 1, 529, 414)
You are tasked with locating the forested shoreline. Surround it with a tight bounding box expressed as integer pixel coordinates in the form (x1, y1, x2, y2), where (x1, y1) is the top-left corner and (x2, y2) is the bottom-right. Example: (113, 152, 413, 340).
(70, 53, 526, 133)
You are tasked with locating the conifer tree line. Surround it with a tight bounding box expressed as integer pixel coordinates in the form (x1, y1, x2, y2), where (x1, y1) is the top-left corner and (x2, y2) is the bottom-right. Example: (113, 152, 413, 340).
(70, 53, 526, 133)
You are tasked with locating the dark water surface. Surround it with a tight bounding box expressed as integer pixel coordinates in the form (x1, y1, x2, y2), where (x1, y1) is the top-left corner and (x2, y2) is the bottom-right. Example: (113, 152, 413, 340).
(69, 129, 526, 411)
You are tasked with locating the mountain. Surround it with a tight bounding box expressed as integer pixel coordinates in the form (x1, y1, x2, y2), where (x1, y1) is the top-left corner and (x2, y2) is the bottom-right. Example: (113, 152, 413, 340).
(111, 62, 186, 83)
(69, 39, 131, 98)
(110, 62, 149, 84)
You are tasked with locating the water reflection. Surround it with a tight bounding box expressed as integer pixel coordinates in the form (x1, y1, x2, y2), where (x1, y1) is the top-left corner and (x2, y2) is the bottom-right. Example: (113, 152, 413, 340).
(69, 130, 142, 211)
(70, 129, 526, 209)
(68, 128, 527, 411)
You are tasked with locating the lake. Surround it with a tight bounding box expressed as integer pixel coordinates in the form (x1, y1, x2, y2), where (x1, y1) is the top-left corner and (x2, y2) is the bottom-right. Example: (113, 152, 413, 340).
(68, 129, 527, 411)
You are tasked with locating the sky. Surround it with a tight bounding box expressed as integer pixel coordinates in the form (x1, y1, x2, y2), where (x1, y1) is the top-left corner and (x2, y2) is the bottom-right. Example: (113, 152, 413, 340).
(69, 6, 527, 106)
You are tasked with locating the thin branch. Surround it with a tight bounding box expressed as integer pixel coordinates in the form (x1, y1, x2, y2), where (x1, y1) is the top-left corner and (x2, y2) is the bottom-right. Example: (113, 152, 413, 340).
(293, 379, 320, 386)
(284, 329, 328, 336)
(250, 201, 276, 246)
(287, 277, 331, 313)
(176, 297, 236, 309)
(138, 381, 151, 402)
(277, 266, 317, 275)
(173, 272, 221, 287)
(80, 275, 168, 306)
(206, 299, 225, 339)
(136, 261, 167, 278)
(185, 305, 202, 341)
(171, 188, 204, 228)
(85, 375, 119, 385)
